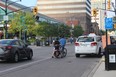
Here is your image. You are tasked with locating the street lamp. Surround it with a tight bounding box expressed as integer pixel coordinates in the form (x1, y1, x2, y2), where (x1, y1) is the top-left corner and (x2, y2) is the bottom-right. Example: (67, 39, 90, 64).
(4, 0, 22, 39)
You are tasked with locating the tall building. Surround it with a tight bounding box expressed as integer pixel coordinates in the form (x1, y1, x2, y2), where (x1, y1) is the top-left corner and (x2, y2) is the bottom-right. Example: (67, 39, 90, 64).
(37, 0, 91, 33)
(91, 0, 106, 30)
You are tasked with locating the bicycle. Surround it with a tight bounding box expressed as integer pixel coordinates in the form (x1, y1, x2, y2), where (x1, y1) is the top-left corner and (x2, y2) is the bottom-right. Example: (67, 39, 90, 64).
(53, 45, 67, 58)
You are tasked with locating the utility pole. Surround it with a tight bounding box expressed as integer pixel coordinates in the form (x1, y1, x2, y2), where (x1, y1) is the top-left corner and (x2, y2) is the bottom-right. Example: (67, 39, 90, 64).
(105, 0, 109, 71)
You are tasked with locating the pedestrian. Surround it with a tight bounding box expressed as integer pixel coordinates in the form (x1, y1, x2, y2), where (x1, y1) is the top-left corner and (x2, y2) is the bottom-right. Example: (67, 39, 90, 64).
(70, 37, 73, 44)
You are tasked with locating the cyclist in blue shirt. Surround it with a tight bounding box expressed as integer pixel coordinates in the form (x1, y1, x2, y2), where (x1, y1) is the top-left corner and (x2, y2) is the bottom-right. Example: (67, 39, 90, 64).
(59, 35, 66, 52)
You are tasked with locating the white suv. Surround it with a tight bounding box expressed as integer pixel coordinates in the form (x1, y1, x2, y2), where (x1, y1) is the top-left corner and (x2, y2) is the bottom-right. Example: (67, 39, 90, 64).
(75, 33, 103, 57)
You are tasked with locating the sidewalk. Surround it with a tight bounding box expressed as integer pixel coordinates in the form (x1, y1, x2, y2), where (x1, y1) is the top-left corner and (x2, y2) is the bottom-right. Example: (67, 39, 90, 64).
(88, 57, 116, 77)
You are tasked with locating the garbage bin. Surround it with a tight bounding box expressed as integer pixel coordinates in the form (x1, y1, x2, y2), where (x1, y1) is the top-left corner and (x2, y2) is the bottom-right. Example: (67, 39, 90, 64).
(105, 45, 116, 70)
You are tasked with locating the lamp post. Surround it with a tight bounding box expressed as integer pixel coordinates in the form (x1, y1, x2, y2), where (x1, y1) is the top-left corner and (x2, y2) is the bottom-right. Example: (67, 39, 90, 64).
(4, 0, 22, 39)
(4, 0, 8, 39)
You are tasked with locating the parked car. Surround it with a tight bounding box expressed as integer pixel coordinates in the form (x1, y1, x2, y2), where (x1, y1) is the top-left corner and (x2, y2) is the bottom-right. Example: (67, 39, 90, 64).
(75, 33, 103, 57)
(0, 39, 33, 62)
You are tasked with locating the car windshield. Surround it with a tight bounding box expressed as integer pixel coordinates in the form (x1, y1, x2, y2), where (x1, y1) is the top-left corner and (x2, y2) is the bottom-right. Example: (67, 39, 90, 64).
(0, 40, 12, 45)
(77, 37, 94, 42)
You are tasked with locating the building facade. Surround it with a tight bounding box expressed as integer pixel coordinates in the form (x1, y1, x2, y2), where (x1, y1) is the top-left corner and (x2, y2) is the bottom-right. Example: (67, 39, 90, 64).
(91, 0, 106, 30)
(0, 0, 64, 26)
(37, 0, 91, 33)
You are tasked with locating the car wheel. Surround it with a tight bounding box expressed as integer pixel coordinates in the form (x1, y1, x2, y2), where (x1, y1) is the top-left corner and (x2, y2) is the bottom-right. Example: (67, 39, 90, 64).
(27, 51, 33, 60)
(75, 54, 80, 58)
(13, 53, 19, 62)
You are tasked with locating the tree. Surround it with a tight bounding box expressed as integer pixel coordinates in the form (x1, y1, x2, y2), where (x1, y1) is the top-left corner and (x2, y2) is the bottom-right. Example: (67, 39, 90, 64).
(72, 25, 84, 37)
(8, 11, 36, 38)
(58, 24, 70, 37)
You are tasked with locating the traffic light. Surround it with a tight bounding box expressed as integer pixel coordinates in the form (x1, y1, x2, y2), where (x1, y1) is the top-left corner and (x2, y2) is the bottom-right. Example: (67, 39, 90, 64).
(33, 7, 38, 15)
(92, 8, 98, 17)
(114, 23, 116, 29)
(107, 0, 111, 10)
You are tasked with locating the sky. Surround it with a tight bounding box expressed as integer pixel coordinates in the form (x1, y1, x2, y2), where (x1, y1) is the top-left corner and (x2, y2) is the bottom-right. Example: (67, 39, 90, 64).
(11, 0, 37, 7)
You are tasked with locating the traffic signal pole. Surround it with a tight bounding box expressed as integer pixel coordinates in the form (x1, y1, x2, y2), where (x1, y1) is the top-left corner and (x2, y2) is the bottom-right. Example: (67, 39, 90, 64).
(3, 0, 22, 39)
(105, 0, 109, 71)
(4, 0, 8, 39)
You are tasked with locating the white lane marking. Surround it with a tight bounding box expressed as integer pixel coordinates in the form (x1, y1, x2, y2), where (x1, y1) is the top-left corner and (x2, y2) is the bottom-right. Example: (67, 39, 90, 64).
(29, 46, 42, 48)
(0, 57, 51, 75)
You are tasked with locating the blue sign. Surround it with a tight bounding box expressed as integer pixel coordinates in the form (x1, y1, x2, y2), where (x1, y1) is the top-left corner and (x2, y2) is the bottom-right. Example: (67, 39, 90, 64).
(105, 17, 113, 29)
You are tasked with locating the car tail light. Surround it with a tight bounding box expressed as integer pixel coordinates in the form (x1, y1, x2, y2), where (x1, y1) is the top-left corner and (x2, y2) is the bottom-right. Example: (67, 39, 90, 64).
(75, 42, 79, 46)
(91, 42, 97, 46)
(6, 46, 13, 49)
(2, 46, 13, 50)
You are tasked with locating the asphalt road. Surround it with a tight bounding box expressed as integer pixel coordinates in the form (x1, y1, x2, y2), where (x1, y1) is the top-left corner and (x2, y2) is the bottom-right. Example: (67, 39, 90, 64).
(0, 44, 101, 77)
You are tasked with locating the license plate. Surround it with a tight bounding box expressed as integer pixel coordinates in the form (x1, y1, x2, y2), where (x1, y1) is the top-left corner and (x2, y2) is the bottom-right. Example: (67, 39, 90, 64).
(80, 44, 87, 46)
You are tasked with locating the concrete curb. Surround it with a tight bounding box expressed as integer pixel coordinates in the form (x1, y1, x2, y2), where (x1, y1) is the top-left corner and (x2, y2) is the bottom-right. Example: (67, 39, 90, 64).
(87, 57, 104, 77)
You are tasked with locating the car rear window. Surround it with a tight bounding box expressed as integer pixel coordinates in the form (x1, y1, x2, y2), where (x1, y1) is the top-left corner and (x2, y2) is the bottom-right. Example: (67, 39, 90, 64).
(77, 37, 94, 42)
(0, 40, 12, 45)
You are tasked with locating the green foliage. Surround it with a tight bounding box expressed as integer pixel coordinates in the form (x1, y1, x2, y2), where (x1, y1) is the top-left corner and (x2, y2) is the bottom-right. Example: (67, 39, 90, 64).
(35, 22, 70, 38)
(8, 11, 36, 37)
(72, 25, 84, 37)
(58, 24, 70, 37)
(8, 11, 82, 38)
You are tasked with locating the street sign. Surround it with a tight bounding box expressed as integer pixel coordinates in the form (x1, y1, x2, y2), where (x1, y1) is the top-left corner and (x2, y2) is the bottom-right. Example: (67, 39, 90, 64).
(3, 15, 8, 21)
(105, 17, 113, 29)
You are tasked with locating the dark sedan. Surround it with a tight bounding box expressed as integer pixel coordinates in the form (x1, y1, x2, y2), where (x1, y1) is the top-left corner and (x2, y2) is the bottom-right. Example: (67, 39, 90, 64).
(0, 39, 33, 62)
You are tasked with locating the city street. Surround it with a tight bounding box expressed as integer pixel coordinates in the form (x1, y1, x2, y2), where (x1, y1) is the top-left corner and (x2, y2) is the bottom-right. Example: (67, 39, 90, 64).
(0, 44, 101, 77)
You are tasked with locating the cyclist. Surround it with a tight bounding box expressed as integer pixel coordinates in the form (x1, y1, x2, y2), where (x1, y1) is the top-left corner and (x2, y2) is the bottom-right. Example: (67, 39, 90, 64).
(59, 35, 66, 52)
(52, 38, 60, 58)
(53, 38, 60, 50)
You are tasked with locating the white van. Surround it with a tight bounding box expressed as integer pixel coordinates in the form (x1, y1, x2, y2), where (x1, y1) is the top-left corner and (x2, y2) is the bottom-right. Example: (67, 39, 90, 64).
(75, 33, 103, 57)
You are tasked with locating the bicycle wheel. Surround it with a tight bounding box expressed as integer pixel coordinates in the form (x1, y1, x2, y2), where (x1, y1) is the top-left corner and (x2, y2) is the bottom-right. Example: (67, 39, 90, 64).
(61, 48, 67, 58)
(53, 51, 60, 58)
